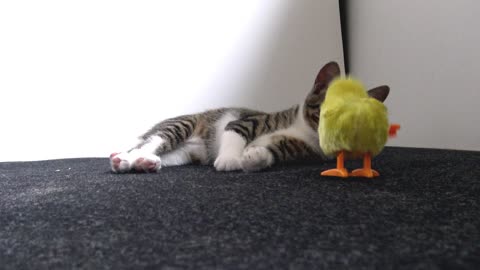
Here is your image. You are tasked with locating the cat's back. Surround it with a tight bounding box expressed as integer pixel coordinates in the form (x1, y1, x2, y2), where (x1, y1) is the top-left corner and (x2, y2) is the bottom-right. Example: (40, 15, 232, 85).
(189, 107, 265, 139)
(200, 107, 266, 120)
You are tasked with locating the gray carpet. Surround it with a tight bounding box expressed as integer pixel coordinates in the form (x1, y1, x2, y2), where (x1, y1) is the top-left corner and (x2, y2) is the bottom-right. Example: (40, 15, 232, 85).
(0, 147, 479, 269)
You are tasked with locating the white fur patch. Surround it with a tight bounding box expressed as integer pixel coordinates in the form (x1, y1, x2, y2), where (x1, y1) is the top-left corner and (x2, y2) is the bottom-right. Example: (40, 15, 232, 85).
(140, 136, 165, 153)
(214, 130, 246, 171)
(161, 136, 207, 166)
(160, 149, 190, 166)
(211, 112, 245, 171)
(214, 113, 238, 154)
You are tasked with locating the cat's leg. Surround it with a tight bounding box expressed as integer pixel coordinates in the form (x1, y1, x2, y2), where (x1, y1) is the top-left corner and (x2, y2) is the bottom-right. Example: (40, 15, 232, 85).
(161, 136, 208, 167)
(110, 136, 164, 173)
(112, 136, 206, 172)
(213, 112, 248, 171)
(240, 135, 316, 172)
(110, 115, 197, 173)
(214, 130, 247, 171)
(216, 108, 299, 171)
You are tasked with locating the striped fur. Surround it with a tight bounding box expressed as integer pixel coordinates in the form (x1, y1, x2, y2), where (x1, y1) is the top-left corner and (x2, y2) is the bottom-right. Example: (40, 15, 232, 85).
(225, 106, 299, 143)
(111, 61, 341, 173)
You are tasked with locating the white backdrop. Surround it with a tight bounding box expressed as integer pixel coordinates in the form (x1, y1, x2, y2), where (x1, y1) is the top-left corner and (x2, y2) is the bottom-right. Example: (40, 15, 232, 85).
(348, 0, 480, 151)
(0, 0, 344, 161)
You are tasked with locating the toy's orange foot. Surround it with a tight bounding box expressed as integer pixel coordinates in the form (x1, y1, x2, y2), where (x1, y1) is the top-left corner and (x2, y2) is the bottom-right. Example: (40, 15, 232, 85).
(321, 168, 349, 178)
(350, 168, 379, 178)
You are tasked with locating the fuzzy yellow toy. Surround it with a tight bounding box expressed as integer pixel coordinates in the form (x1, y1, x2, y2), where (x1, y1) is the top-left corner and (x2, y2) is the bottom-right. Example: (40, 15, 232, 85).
(319, 77, 399, 178)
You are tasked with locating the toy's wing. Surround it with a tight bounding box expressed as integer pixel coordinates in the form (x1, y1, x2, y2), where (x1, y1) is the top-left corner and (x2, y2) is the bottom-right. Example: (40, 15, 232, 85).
(320, 106, 341, 120)
(319, 105, 349, 156)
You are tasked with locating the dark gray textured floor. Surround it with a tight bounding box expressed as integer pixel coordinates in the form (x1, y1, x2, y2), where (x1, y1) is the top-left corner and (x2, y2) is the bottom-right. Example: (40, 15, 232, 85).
(0, 147, 479, 269)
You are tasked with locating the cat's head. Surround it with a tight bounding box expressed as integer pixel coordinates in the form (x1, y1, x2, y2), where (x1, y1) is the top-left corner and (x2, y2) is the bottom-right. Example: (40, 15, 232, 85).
(303, 61, 390, 130)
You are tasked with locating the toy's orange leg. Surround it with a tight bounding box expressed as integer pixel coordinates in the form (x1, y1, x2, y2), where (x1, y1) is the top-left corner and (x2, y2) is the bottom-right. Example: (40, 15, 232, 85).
(350, 152, 379, 178)
(321, 151, 349, 178)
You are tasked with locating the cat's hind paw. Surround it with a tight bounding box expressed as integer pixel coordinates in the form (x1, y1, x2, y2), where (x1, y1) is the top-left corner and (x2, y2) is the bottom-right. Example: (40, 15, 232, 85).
(240, 146, 274, 172)
(110, 152, 161, 173)
(110, 152, 134, 173)
(133, 154, 161, 173)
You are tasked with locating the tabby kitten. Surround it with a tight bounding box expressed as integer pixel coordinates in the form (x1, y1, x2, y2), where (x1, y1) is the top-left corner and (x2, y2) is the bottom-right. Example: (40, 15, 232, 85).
(110, 61, 389, 173)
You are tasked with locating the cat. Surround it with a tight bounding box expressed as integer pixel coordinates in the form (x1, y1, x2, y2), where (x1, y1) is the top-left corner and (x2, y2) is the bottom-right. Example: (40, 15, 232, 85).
(110, 61, 390, 173)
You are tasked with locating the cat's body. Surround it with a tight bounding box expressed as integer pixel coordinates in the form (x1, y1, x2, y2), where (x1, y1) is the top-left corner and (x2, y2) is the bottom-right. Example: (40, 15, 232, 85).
(110, 61, 389, 173)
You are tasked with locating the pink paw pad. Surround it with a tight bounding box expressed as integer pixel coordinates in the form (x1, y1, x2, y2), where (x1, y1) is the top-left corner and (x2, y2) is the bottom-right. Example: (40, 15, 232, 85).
(111, 157, 123, 171)
(134, 158, 159, 173)
(110, 152, 131, 173)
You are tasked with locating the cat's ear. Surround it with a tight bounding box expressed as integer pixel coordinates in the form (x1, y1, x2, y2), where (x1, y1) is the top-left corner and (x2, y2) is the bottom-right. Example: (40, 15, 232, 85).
(368, 85, 390, 102)
(311, 61, 341, 96)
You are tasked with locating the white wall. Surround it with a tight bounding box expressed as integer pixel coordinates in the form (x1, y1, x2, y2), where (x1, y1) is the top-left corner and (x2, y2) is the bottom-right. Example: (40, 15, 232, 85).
(0, 0, 344, 161)
(347, 0, 480, 151)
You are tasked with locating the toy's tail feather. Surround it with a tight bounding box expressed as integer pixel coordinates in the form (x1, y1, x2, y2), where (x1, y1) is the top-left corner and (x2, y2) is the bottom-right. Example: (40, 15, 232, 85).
(389, 124, 401, 138)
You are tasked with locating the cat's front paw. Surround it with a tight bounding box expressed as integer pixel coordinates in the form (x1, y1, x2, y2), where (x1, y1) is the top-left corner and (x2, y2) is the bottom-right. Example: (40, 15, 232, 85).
(214, 155, 242, 171)
(240, 146, 274, 172)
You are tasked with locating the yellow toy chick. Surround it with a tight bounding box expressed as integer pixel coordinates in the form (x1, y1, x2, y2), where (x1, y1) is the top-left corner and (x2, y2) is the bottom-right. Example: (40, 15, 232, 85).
(319, 77, 399, 178)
